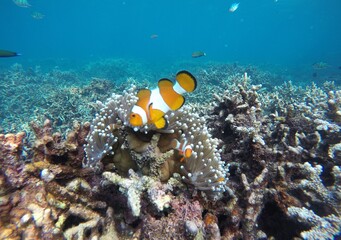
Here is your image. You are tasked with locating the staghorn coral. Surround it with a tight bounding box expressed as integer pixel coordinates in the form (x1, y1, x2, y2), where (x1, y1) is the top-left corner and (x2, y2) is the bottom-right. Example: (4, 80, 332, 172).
(288, 206, 341, 240)
(206, 74, 341, 239)
(326, 90, 341, 124)
(282, 163, 341, 239)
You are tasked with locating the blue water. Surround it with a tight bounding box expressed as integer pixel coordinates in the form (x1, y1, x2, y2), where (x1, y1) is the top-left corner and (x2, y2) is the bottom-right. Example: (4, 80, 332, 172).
(1, 0, 341, 76)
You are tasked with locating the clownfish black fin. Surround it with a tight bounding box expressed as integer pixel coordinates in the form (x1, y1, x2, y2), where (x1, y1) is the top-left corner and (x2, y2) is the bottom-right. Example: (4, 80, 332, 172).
(176, 70, 197, 92)
(136, 88, 151, 99)
(158, 78, 173, 86)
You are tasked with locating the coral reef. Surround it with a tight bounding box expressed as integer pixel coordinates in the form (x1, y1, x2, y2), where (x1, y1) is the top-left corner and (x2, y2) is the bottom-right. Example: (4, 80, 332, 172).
(0, 120, 113, 239)
(206, 74, 341, 239)
(0, 119, 226, 240)
(1, 62, 340, 239)
(0, 63, 116, 134)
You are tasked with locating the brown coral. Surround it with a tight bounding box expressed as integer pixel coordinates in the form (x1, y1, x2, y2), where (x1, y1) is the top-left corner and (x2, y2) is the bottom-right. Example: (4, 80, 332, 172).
(141, 196, 204, 240)
(0, 123, 119, 240)
(206, 76, 341, 239)
(31, 119, 90, 167)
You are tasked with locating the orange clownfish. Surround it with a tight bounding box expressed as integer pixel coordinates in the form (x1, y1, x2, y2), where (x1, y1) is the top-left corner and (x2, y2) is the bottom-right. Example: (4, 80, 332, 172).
(129, 70, 197, 129)
(171, 138, 193, 162)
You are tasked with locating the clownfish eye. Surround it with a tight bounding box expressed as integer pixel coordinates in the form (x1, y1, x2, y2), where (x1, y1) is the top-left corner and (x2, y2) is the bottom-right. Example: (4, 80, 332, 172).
(132, 114, 136, 118)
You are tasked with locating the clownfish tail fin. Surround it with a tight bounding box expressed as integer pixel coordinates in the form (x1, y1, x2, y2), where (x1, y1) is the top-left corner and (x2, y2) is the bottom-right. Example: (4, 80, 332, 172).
(176, 70, 197, 93)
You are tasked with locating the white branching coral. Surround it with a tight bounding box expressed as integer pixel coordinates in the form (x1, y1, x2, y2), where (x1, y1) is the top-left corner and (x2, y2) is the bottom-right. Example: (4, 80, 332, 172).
(103, 170, 155, 217)
(288, 206, 341, 240)
(103, 169, 172, 217)
(84, 85, 228, 199)
(282, 163, 341, 239)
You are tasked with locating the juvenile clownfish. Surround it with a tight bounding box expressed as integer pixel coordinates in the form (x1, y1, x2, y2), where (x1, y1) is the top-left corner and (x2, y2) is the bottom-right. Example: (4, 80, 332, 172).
(171, 138, 193, 162)
(129, 70, 197, 129)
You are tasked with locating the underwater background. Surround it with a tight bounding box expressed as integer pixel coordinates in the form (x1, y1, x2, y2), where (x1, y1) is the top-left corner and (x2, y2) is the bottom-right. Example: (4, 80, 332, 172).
(1, 0, 341, 71)
(0, 0, 341, 240)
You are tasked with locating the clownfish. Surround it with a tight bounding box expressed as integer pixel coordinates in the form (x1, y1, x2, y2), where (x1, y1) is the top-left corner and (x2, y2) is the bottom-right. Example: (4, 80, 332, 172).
(129, 70, 197, 129)
(171, 138, 193, 162)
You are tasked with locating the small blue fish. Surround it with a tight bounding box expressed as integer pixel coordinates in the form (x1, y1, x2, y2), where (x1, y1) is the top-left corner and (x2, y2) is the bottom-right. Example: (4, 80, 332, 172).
(229, 2, 239, 12)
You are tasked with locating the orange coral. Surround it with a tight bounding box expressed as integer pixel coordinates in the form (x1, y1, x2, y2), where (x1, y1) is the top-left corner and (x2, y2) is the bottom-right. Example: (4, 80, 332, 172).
(204, 213, 218, 226)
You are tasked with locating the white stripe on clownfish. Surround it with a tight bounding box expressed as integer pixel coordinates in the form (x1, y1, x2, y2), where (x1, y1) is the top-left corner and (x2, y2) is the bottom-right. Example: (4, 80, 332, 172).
(131, 105, 148, 125)
(171, 138, 193, 162)
(150, 87, 170, 114)
(173, 81, 187, 95)
(129, 70, 197, 129)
